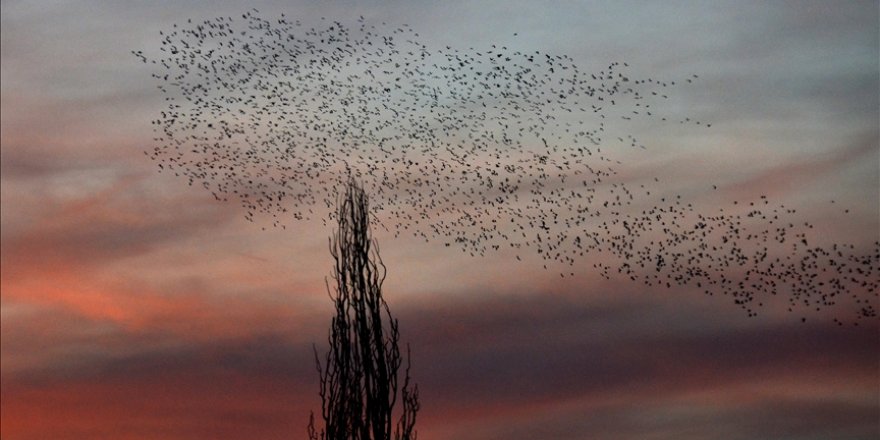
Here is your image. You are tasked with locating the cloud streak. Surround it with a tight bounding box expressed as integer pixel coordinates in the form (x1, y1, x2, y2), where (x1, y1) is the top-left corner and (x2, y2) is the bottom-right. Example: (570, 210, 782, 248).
(2, 1, 878, 439)
(2, 292, 877, 439)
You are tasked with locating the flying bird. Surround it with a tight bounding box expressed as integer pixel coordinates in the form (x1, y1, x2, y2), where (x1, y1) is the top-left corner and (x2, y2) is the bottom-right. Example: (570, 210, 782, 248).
(140, 10, 879, 324)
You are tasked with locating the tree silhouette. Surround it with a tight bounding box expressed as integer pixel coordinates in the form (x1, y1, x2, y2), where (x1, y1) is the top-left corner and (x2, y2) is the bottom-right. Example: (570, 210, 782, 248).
(309, 178, 419, 440)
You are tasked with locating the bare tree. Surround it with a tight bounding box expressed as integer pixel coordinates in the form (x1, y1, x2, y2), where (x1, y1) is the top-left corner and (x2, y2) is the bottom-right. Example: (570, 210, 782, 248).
(309, 178, 419, 440)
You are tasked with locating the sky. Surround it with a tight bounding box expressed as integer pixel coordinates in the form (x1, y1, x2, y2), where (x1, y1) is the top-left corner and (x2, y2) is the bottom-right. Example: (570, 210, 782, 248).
(1, 1, 878, 439)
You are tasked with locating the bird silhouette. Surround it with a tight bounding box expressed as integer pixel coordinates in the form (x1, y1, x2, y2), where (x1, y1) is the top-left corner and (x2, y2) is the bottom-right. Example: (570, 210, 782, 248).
(139, 10, 879, 324)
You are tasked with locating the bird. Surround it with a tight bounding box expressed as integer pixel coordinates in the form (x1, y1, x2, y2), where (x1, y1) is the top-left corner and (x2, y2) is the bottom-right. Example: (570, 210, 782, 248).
(139, 11, 879, 324)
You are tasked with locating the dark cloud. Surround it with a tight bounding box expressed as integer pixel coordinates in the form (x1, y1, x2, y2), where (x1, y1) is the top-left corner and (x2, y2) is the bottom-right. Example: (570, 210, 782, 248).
(7, 333, 316, 387)
(404, 293, 878, 406)
(0, 335, 317, 440)
(3, 291, 877, 439)
(2, 1, 878, 439)
(460, 397, 879, 440)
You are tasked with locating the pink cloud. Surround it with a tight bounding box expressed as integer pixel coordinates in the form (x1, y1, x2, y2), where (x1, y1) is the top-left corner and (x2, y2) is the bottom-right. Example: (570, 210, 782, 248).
(721, 135, 877, 201)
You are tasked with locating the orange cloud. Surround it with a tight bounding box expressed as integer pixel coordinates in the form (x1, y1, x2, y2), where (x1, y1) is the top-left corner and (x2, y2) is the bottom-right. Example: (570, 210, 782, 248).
(1, 168, 325, 344)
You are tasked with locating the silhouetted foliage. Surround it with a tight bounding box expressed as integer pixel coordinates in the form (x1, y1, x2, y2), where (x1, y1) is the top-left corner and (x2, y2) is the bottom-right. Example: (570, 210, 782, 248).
(309, 178, 419, 440)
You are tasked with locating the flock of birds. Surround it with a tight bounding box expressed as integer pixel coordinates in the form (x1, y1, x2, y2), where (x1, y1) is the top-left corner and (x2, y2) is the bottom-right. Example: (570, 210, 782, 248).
(138, 10, 878, 324)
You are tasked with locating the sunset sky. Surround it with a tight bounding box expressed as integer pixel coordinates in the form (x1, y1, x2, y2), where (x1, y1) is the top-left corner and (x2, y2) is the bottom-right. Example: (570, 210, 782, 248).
(2, 1, 878, 439)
